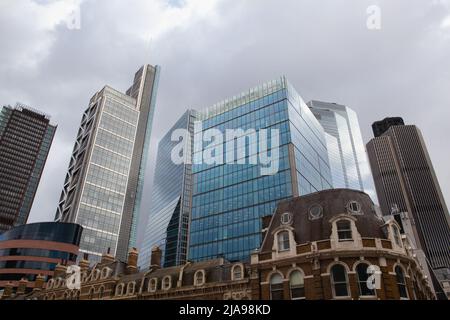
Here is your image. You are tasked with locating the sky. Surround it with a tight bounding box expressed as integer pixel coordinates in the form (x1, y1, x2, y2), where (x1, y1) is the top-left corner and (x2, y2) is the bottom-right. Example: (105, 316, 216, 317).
(1, 0, 449, 249)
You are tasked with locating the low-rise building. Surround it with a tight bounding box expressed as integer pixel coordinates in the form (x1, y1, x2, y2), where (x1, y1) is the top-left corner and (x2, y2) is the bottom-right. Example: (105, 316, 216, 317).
(5, 189, 435, 300)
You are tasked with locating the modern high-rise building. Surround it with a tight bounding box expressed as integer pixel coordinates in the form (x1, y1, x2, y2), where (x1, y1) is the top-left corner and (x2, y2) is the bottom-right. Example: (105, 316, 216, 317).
(55, 64, 160, 262)
(138, 110, 195, 268)
(307, 100, 377, 202)
(0, 104, 56, 233)
(366, 118, 450, 271)
(140, 77, 333, 268)
(372, 117, 405, 138)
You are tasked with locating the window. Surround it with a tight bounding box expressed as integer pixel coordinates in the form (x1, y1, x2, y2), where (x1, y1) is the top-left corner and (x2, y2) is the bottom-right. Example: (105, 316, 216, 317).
(309, 204, 323, 220)
(115, 284, 124, 296)
(232, 264, 243, 281)
(281, 212, 292, 225)
(289, 270, 305, 300)
(88, 288, 95, 299)
(126, 282, 135, 295)
(392, 225, 402, 247)
(194, 270, 206, 286)
(99, 286, 105, 299)
(347, 201, 362, 214)
(270, 273, 284, 300)
(331, 264, 349, 298)
(149, 278, 157, 292)
(356, 264, 376, 297)
(395, 266, 408, 299)
(337, 220, 352, 241)
(162, 276, 172, 290)
(277, 231, 290, 251)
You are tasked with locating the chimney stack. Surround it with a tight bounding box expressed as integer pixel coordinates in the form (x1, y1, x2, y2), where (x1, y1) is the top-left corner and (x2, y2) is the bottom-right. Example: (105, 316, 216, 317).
(1, 282, 14, 299)
(17, 278, 28, 295)
(33, 274, 46, 292)
(150, 246, 162, 268)
(126, 247, 139, 273)
(54, 263, 67, 278)
(101, 247, 115, 265)
(79, 253, 90, 271)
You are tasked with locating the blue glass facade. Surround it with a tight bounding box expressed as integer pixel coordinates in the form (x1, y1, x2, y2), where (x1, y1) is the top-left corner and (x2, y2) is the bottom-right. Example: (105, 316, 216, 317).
(139, 111, 194, 268)
(189, 78, 332, 262)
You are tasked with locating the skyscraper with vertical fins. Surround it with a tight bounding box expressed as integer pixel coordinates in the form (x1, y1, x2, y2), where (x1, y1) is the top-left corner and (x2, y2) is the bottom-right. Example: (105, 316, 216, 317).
(55, 65, 160, 262)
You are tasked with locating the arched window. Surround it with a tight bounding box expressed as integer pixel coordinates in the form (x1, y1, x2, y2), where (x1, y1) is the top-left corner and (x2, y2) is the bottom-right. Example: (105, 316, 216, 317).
(126, 282, 135, 296)
(289, 270, 305, 300)
(115, 284, 124, 296)
(194, 270, 206, 286)
(162, 276, 172, 290)
(392, 225, 402, 247)
(277, 231, 290, 251)
(88, 288, 95, 300)
(337, 220, 352, 241)
(356, 264, 376, 297)
(99, 286, 105, 299)
(149, 278, 158, 292)
(395, 266, 408, 299)
(331, 264, 350, 298)
(232, 264, 244, 281)
(269, 273, 284, 300)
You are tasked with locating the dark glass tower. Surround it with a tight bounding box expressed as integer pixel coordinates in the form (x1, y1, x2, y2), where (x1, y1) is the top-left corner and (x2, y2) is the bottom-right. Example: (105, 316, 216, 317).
(0, 104, 56, 233)
(367, 121, 450, 271)
(55, 65, 160, 262)
(372, 117, 405, 137)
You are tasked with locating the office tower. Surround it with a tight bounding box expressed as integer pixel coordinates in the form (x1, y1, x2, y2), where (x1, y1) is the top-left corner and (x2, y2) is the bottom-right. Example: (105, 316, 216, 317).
(141, 77, 333, 268)
(138, 110, 195, 268)
(55, 65, 160, 262)
(308, 100, 377, 201)
(372, 117, 405, 137)
(0, 222, 82, 291)
(0, 104, 56, 233)
(367, 119, 450, 271)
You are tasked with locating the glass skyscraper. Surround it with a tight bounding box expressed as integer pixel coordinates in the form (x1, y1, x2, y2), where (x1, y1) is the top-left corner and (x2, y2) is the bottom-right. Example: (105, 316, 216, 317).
(0, 104, 56, 233)
(138, 110, 195, 268)
(55, 65, 160, 263)
(307, 100, 377, 202)
(141, 77, 332, 267)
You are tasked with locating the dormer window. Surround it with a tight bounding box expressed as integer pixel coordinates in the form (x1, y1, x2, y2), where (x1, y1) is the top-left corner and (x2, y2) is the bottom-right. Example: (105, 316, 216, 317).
(347, 201, 362, 215)
(281, 212, 293, 225)
(337, 220, 353, 241)
(194, 270, 206, 286)
(277, 231, 290, 251)
(149, 278, 157, 292)
(162, 276, 172, 290)
(232, 264, 244, 281)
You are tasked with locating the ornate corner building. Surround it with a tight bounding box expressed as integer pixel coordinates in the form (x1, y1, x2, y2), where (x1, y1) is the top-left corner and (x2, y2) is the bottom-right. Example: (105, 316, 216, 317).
(2, 189, 435, 300)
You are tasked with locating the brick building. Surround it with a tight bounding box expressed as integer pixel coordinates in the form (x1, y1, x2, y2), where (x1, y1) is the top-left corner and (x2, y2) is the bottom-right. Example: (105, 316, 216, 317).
(3, 189, 435, 300)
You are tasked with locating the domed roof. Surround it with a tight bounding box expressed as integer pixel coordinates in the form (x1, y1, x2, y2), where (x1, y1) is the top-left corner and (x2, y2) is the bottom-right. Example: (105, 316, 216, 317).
(261, 189, 386, 251)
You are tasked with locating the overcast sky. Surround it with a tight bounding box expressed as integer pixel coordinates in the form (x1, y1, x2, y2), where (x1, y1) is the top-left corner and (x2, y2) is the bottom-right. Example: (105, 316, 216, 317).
(1, 0, 449, 248)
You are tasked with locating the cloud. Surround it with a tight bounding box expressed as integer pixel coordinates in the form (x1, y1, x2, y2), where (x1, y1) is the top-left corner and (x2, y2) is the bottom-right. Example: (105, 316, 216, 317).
(1, 0, 449, 250)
